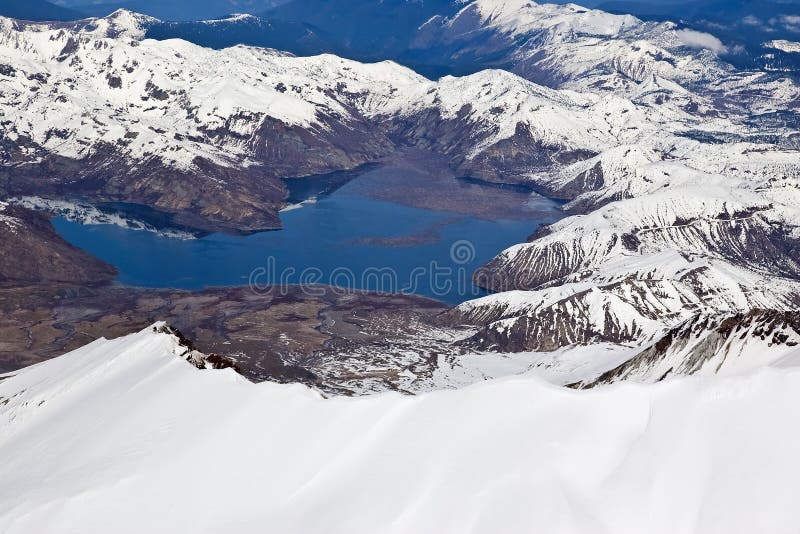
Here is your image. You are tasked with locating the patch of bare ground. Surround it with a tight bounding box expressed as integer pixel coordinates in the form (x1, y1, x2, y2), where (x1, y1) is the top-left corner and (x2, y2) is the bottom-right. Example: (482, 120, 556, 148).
(0, 283, 466, 392)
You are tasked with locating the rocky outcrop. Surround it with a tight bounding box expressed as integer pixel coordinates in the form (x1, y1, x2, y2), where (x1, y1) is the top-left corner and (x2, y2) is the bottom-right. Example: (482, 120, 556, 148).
(153, 324, 240, 372)
(576, 310, 800, 387)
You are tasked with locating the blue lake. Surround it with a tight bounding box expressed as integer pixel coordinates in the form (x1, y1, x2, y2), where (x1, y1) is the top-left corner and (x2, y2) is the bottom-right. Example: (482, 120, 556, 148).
(53, 161, 563, 304)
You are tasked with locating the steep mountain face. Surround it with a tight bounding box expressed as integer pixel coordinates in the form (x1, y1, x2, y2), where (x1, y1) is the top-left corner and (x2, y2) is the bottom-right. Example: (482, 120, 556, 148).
(458, 169, 800, 353)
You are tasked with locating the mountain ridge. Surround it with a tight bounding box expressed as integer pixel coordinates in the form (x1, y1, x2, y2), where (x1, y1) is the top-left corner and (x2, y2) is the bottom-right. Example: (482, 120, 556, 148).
(3, 323, 800, 531)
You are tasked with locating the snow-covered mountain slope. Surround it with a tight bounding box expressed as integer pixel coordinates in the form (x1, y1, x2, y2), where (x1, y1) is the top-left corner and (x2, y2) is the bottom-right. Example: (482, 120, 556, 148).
(422, 4, 800, 359)
(579, 310, 800, 387)
(478, 172, 800, 291)
(2, 8, 796, 233)
(765, 40, 800, 54)
(3, 325, 800, 533)
(0, 9, 796, 232)
(461, 172, 800, 353)
(414, 0, 800, 113)
(0, 11, 418, 231)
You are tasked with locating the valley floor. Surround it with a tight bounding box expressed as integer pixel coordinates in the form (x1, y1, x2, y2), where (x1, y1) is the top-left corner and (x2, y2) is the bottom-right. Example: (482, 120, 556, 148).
(0, 283, 459, 395)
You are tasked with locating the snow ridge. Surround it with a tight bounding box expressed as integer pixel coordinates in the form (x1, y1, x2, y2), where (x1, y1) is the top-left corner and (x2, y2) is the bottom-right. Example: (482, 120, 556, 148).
(2, 326, 800, 533)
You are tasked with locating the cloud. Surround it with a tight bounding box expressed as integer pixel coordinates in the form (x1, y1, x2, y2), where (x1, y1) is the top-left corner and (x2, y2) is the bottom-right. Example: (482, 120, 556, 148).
(674, 29, 728, 55)
(742, 15, 762, 27)
(779, 15, 800, 33)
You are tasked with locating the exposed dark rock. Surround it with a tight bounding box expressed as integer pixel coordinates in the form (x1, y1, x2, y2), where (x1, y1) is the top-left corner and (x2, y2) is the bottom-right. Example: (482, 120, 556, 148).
(144, 80, 169, 101)
(0, 204, 116, 286)
(0, 146, 285, 233)
(106, 74, 122, 88)
(621, 233, 641, 252)
(154, 324, 242, 372)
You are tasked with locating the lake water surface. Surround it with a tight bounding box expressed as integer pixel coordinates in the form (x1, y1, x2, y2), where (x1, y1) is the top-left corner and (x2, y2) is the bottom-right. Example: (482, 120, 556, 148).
(53, 156, 563, 304)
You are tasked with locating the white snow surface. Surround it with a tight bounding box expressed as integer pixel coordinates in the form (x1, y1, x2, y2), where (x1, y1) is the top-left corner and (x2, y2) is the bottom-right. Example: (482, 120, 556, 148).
(0, 14, 425, 170)
(2, 326, 800, 533)
(432, 343, 640, 387)
(764, 39, 800, 53)
(434, 0, 800, 112)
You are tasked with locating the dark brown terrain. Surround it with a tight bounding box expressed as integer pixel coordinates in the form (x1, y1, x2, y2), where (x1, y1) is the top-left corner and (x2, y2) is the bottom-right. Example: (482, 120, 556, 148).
(0, 203, 116, 285)
(0, 283, 452, 386)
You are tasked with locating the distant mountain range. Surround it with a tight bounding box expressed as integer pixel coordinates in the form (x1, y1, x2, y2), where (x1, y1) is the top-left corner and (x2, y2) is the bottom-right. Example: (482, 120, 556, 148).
(597, 0, 800, 70)
(4, 0, 800, 73)
(153, 0, 800, 74)
(47, 0, 287, 20)
(265, 0, 460, 59)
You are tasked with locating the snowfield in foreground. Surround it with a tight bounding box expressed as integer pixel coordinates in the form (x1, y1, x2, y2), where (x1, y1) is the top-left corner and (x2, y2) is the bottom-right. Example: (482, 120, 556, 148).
(2, 326, 800, 534)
